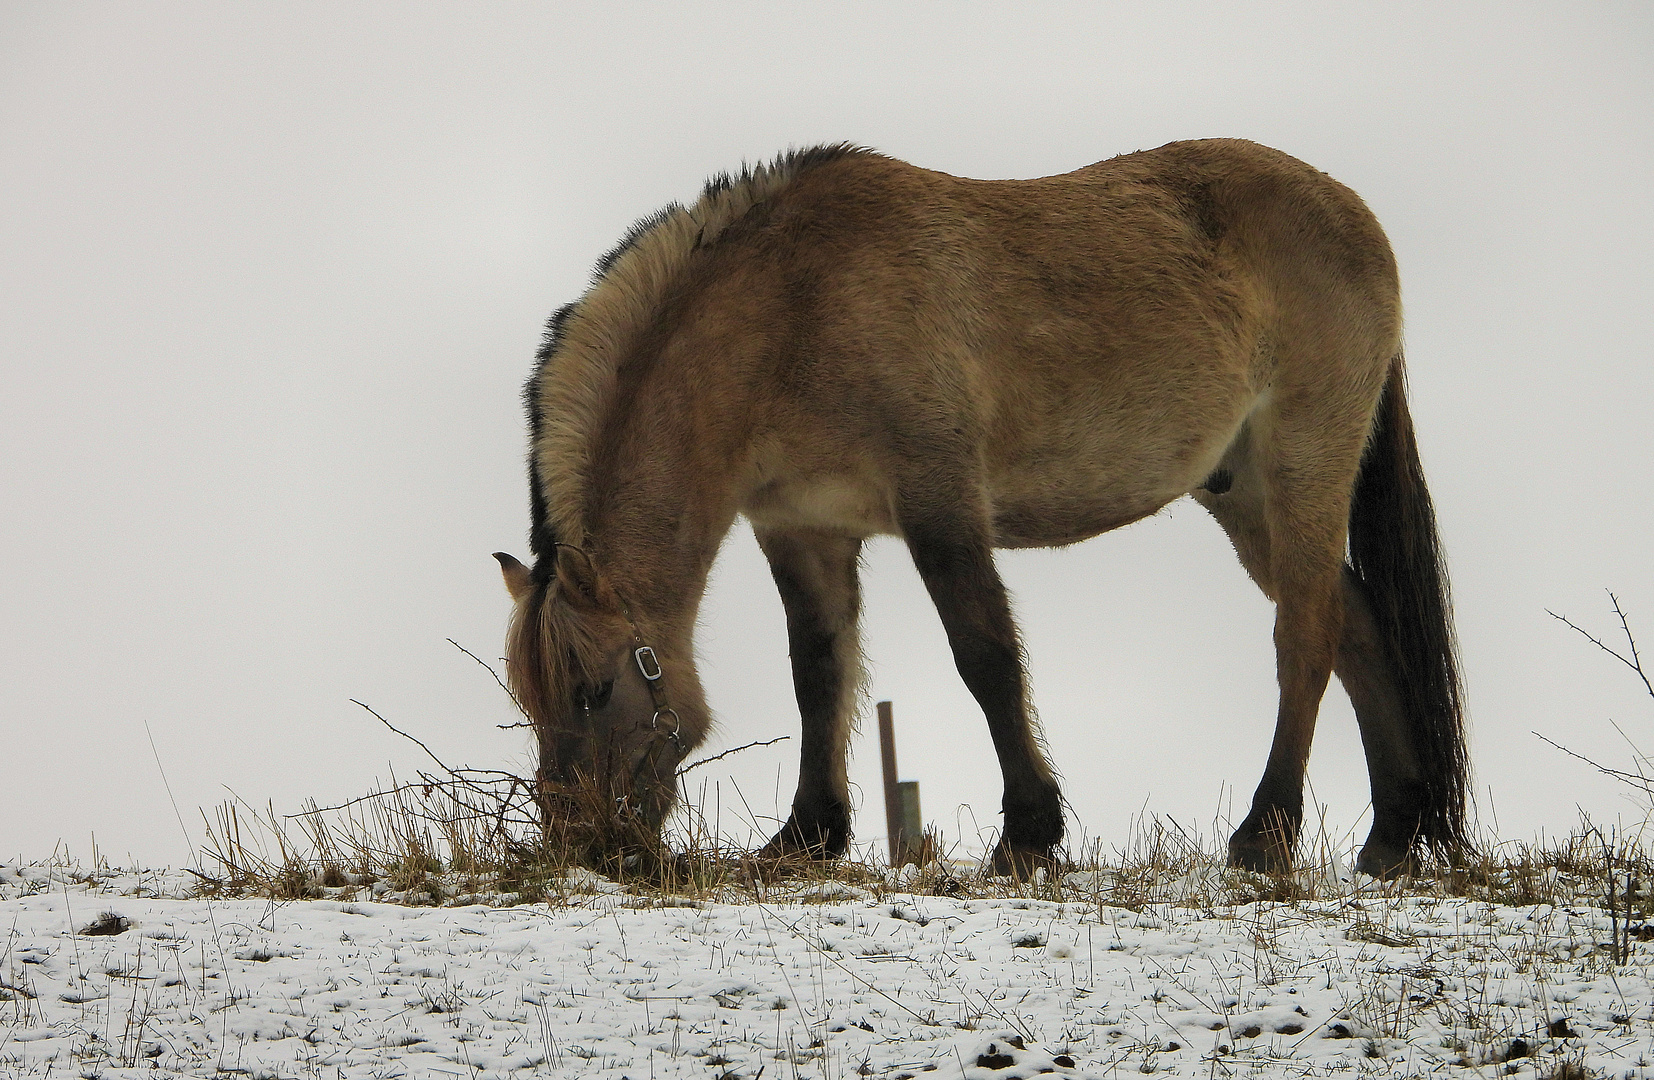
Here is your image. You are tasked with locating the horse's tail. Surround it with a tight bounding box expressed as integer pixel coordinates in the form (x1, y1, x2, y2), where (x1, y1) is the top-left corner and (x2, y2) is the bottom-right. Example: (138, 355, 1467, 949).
(1347, 352, 1470, 860)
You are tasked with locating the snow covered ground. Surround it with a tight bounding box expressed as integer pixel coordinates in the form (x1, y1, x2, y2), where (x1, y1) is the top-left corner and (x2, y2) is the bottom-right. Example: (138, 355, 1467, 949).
(4, 861, 1652, 1079)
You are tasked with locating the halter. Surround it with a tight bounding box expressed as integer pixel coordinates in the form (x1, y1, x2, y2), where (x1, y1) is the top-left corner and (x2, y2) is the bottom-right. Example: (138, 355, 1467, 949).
(554, 543, 681, 746)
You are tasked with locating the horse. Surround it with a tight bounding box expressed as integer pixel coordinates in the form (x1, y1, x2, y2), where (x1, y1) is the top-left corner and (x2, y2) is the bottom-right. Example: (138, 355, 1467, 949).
(493, 139, 1468, 877)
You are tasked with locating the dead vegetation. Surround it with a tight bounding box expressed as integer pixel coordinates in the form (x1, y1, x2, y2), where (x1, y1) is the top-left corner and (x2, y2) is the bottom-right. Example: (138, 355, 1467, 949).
(187, 602, 1654, 917)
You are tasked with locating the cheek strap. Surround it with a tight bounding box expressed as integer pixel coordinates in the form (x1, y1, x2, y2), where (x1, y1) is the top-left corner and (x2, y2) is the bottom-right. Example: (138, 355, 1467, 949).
(632, 645, 679, 741)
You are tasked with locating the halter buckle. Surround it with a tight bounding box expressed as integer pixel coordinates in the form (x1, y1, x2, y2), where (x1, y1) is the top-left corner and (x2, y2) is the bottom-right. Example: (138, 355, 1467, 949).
(634, 646, 663, 681)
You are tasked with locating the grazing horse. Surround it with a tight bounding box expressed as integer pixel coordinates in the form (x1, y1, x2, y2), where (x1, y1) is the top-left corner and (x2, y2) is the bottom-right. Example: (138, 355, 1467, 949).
(494, 139, 1468, 877)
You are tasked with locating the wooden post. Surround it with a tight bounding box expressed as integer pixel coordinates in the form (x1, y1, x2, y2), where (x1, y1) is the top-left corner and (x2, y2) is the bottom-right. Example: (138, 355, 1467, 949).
(877, 700, 925, 867)
(897, 781, 924, 866)
(877, 701, 903, 865)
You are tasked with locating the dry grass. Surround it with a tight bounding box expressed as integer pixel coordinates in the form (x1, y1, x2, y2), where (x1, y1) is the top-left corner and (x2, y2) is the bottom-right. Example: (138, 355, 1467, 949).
(184, 597, 1654, 918)
(15, 603, 1654, 1078)
(160, 778, 1654, 1078)
(188, 758, 1654, 923)
(184, 621, 1654, 912)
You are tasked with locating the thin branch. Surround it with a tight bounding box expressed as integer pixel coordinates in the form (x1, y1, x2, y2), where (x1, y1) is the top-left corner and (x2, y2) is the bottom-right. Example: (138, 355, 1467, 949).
(1611, 591, 1654, 700)
(1533, 730, 1654, 794)
(448, 638, 532, 719)
(675, 736, 790, 776)
(351, 698, 455, 775)
(1607, 717, 1653, 781)
(1541, 594, 1654, 806)
(287, 781, 437, 817)
(444, 766, 533, 781)
(1547, 593, 1653, 699)
(284, 758, 541, 818)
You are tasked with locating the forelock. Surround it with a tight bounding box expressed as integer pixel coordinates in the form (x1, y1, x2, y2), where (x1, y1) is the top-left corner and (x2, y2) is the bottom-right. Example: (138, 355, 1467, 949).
(504, 583, 615, 726)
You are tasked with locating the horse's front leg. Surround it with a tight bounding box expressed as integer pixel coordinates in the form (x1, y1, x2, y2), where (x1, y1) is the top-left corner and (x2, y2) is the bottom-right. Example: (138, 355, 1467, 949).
(754, 528, 864, 860)
(903, 515, 1064, 876)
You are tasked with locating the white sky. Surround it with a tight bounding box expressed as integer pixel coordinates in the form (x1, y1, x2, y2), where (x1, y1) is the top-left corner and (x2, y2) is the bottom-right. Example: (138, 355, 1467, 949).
(3, 2, 1651, 868)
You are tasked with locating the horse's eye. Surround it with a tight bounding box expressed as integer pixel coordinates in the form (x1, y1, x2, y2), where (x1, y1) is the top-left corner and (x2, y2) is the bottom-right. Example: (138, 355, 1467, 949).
(579, 681, 614, 711)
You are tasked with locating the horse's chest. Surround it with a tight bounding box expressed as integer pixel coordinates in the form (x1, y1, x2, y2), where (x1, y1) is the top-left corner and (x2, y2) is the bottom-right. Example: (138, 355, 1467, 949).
(742, 466, 897, 537)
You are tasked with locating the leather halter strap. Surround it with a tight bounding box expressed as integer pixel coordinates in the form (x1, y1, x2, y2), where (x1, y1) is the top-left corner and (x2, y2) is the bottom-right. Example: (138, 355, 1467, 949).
(629, 642, 680, 742)
(554, 543, 680, 744)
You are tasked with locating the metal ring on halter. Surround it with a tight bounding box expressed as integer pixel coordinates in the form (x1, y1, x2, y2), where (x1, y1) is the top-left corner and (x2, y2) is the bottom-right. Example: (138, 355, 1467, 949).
(651, 707, 681, 740)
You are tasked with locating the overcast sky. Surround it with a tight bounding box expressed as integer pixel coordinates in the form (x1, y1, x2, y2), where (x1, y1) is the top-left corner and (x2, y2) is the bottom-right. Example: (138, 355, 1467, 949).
(3, 3, 1651, 870)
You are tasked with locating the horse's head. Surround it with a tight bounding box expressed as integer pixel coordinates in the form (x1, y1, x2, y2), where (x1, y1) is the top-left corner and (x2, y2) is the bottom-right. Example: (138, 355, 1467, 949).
(494, 548, 686, 842)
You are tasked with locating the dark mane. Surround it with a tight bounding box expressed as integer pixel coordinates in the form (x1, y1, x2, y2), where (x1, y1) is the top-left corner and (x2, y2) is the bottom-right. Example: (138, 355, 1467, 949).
(521, 143, 870, 553)
(536, 143, 865, 366)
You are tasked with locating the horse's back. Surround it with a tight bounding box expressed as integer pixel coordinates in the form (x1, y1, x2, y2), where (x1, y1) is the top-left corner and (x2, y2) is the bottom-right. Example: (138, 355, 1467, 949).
(736, 141, 1399, 546)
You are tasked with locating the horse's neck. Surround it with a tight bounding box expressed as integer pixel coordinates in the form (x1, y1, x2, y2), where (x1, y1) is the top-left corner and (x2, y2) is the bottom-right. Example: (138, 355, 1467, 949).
(585, 429, 741, 649)
(596, 525, 721, 649)
(579, 287, 761, 643)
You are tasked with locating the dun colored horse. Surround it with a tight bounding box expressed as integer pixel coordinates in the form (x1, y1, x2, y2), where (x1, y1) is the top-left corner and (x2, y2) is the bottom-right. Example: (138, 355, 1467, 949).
(494, 139, 1468, 876)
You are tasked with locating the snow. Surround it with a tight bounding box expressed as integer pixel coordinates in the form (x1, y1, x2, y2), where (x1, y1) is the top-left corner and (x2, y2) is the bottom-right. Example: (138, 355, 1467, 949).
(4, 861, 1653, 1079)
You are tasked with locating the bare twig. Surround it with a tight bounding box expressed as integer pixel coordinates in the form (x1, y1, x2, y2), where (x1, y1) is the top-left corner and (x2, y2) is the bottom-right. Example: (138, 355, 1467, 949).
(675, 736, 790, 776)
(291, 781, 443, 817)
(1531, 732, 1654, 795)
(1547, 593, 1653, 700)
(350, 699, 454, 775)
(1539, 594, 1654, 800)
(285, 774, 529, 819)
(1590, 826, 1630, 965)
(447, 638, 532, 720)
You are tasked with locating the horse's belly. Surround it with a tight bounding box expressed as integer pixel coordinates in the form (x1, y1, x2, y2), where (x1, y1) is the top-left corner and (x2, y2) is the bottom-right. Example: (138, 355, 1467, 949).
(980, 370, 1257, 547)
(988, 485, 1175, 548)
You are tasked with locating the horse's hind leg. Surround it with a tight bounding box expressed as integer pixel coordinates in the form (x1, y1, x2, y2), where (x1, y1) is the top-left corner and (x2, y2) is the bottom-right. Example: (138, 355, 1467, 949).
(1201, 429, 1434, 877)
(1335, 568, 1429, 877)
(1198, 410, 1364, 872)
(901, 509, 1063, 875)
(754, 528, 863, 860)
(1234, 521, 1346, 871)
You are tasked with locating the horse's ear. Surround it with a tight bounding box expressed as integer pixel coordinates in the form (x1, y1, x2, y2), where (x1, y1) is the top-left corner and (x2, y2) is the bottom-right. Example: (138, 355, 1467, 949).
(553, 544, 604, 607)
(493, 552, 534, 602)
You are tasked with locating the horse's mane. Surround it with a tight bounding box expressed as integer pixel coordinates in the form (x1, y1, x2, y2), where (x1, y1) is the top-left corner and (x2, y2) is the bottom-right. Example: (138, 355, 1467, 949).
(525, 143, 870, 555)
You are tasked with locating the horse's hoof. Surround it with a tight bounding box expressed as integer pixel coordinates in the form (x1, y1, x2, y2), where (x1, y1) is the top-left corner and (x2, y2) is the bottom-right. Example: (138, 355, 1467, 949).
(758, 814, 847, 864)
(743, 851, 810, 882)
(1226, 836, 1293, 875)
(1227, 806, 1299, 874)
(753, 841, 832, 871)
(988, 843, 1056, 880)
(1355, 843, 1415, 879)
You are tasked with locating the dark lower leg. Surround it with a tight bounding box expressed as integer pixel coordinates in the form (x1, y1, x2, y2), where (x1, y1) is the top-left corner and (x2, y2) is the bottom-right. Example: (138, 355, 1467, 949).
(761, 635, 853, 858)
(757, 531, 860, 859)
(907, 524, 1063, 872)
(1229, 570, 1341, 872)
(1335, 569, 1426, 876)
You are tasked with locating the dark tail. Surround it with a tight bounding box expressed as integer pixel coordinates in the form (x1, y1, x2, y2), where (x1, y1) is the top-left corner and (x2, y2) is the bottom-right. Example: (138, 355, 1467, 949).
(1347, 354, 1470, 860)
